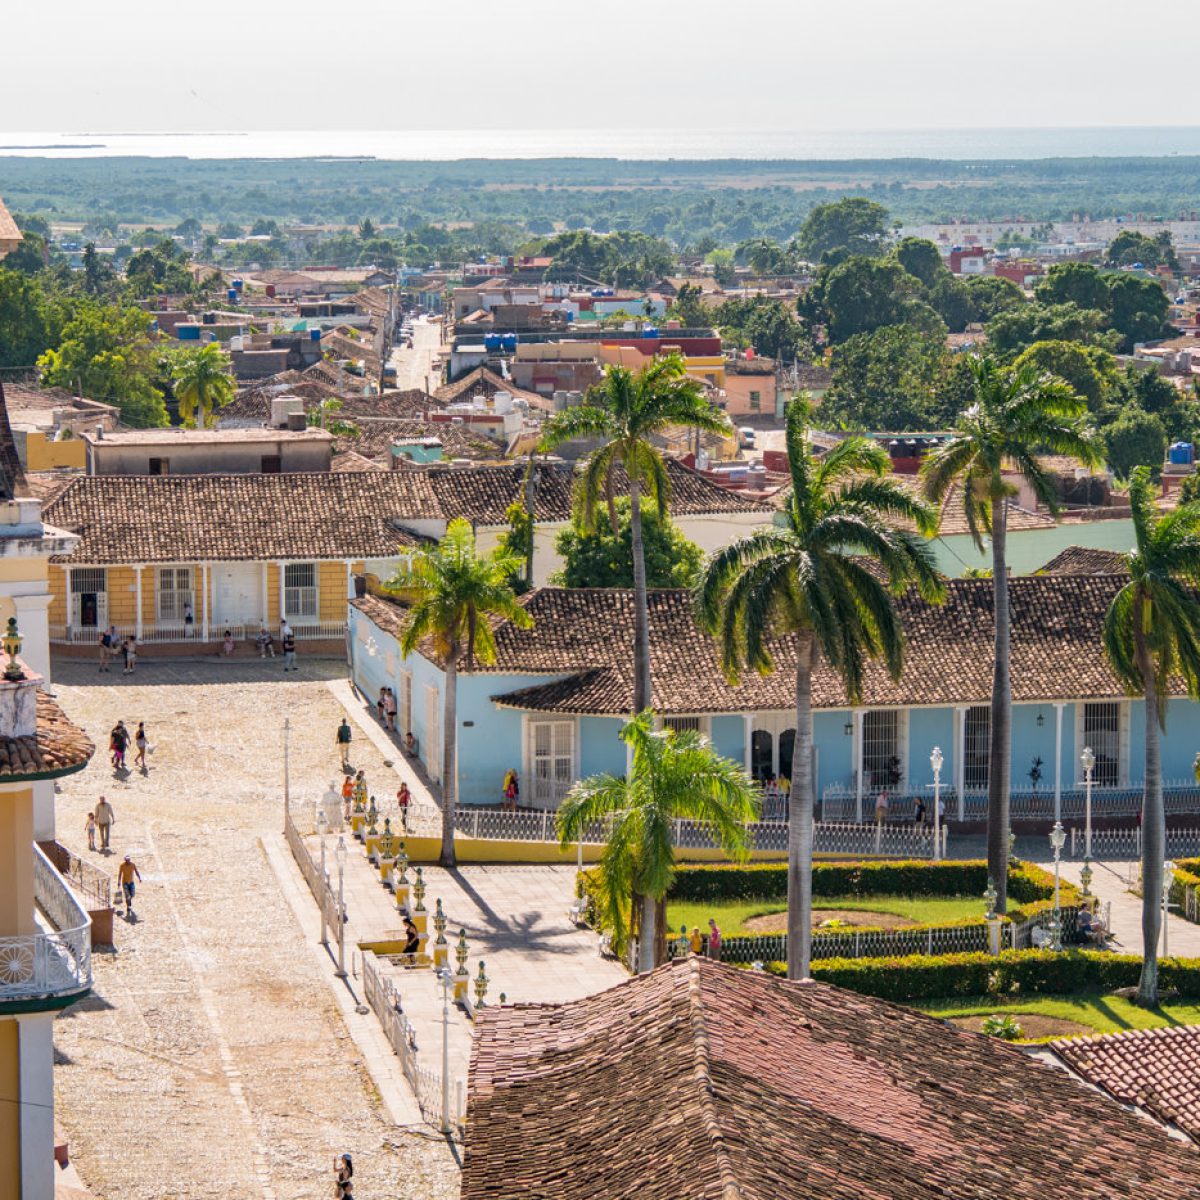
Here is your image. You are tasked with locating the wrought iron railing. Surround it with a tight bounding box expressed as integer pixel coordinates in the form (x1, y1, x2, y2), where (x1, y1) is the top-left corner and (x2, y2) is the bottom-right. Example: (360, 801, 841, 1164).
(1070, 826, 1200, 861)
(0, 846, 93, 1004)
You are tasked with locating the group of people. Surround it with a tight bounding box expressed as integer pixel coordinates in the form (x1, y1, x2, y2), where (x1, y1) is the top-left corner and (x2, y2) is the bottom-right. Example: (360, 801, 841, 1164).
(684, 918, 722, 960)
(109, 719, 149, 773)
(375, 687, 398, 731)
(220, 622, 297, 670)
(909, 794, 947, 826)
(98, 627, 137, 675)
(84, 799, 142, 916)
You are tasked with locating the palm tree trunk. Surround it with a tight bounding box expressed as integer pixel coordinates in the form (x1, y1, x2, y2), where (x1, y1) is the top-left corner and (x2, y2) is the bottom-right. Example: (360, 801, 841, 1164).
(1136, 623, 1164, 1005)
(988, 499, 1012, 913)
(524, 454, 538, 585)
(628, 475, 652, 714)
(788, 633, 816, 980)
(440, 651, 459, 869)
(638, 891, 656, 973)
(654, 895, 668, 967)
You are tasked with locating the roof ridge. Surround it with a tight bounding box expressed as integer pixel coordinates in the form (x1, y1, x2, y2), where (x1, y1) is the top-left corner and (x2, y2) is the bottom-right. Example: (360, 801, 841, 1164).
(684, 959, 745, 1200)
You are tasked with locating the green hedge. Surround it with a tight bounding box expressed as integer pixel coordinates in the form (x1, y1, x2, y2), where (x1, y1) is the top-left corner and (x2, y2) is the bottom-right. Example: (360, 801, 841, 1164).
(1171, 859, 1200, 925)
(663, 859, 1064, 906)
(765, 950, 1200, 1001)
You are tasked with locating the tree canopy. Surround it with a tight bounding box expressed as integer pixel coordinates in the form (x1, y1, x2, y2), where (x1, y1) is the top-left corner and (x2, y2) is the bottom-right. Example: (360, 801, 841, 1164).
(795, 198, 890, 264)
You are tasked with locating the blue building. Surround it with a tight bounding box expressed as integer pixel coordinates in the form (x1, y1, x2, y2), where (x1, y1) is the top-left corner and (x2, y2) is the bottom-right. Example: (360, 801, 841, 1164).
(348, 569, 1200, 819)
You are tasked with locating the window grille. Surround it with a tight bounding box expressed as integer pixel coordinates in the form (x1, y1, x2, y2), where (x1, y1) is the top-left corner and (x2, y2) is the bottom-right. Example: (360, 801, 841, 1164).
(284, 562, 317, 618)
(964, 705, 990, 791)
(157, 567, 193, 623)
(1083, 702, 1120, 787)
(862, 710, 903, 792)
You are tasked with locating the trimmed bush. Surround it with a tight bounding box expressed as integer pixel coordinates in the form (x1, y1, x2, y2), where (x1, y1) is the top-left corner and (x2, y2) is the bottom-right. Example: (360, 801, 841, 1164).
(764, 950, 1200, 1002)
(1171, 859, 1200, 925)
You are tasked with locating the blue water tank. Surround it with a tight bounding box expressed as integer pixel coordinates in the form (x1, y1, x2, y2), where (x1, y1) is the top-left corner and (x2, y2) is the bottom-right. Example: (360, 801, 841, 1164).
(227, 289, 239, 303)
(502, 333, 517, 352)
(232, 278, 244, 292)
(1170, 441, 1195, 465)
(484, 333, 502, 352)
(565, 311, 574, 322)
(310, 327, 322, 342)
(177, 324, 201, 341)
(644, 326, 658, 338)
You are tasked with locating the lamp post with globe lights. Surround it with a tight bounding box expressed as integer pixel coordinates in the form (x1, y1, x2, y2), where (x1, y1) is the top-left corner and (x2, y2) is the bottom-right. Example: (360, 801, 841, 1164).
(930, 746, 943, 862)
(1049, 821, 1067, 951)
(1081, 746, 1096, 897)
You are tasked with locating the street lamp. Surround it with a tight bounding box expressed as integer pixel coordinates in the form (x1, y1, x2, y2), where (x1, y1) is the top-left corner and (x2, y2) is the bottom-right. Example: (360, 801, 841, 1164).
(930, 746, 943, 862)
(437, 966, 453, 1135)
(1048, 821, 1067, 951)
(335, 835, 348, 978)
(318, 807, 329, 949)
(1082, 744, 1096, 859)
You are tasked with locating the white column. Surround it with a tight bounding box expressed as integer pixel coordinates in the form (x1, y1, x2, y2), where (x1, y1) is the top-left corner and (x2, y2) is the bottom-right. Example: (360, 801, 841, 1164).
(742, 714, 754, 777)
(854, 709, 864, 822)
(955, 705, 967, 821)
(134, 565, 144, 639)
(346, 560, 355, 599)
(261, 564, 269, 626)
(277, 560, 286, 627)
(1054, 702, 1065, 822)
(13, 593, 52, 682)
(17, 1012, 55, 1200)
(31, 780, 56, 843)
(201, 563, 210, 642)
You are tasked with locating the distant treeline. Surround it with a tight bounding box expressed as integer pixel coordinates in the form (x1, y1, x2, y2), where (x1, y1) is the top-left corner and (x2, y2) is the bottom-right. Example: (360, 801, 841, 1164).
(6, 154, 1200, 245)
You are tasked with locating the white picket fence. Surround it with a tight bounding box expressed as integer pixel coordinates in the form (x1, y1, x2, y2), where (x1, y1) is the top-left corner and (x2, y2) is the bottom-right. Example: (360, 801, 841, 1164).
(1070, 826, 1200, 861)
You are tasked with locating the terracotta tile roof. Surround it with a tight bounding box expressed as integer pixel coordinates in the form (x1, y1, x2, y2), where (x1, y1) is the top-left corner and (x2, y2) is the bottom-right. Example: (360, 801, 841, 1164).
(455, 574, 1139, 714)
(434, 367, 543, 408)
(463, 958, 1199, 1200)
(346, 419, 500, 461)
(0, 691, 95, 779)
(0, 197, 21, 244)
(24, 472, 78, 506)
(1052, 1025, 1200, 1142)
(1040, 545, 1128, 575)
(43, 473, 435, 564)
(329, 450, 386, 473)
(0, 382, 30, 499)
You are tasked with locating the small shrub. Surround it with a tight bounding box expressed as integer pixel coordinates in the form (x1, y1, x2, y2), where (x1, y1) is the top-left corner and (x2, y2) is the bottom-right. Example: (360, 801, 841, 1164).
(981, 1013, 1023, 1040)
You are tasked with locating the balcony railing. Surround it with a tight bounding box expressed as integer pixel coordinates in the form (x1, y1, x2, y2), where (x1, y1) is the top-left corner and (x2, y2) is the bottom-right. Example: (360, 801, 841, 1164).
(0, 846, 93, 1005)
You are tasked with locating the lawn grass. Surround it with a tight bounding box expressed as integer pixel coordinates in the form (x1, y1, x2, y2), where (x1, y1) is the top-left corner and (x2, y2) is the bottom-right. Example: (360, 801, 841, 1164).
(914, 993, 1200, 1039)
(666, 894, 984, 936)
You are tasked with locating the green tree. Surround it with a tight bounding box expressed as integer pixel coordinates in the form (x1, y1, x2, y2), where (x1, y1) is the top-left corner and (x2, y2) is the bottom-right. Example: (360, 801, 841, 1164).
(1013, 340, 1122, 414)
(171, 343, 236, 429)
(556, 710, 760, 973)
(698, 401, 942, 978)
(540, 355, 730, 713)
(1034, 262, 1112, 313)
(795, 198, 890, 263)
(920, 357, 1102, 911)
(1106, 229, 1178, 272)
(1107, 274, 1173, 351)
(892, 236, 945, 288)
(805, 256, 943, 344)
(1104, 407, 1167, 479)
(0, 270, 59, 370)
(496, 501, 533, 594)
(706, 248, 736, 288)
(823, 324, 951, 430)
(1102, 467, 1200, 1005)
(927, 275, 974, 333)
(667, 283, 709, 328)
(552, 500, 702, 589)
(985, 301, 1114, 356)
(389, 519, 531, 867)
(1, 232, 48, 274)
(716, 296, 811, 361)
(38, 303, 168, 427)
(964, 274, 1026, 322)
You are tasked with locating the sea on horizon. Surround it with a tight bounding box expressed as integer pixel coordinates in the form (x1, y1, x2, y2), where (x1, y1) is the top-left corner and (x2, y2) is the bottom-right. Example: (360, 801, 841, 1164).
(4, 126, 1200, 162)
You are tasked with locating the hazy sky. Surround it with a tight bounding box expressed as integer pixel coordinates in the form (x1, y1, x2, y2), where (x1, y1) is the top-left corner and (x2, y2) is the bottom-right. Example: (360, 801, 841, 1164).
(1, 0, 1186, 132)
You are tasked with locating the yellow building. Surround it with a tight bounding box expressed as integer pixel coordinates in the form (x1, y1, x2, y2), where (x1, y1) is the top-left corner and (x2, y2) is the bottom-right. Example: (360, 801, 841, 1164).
(0, 384, 95, 1200)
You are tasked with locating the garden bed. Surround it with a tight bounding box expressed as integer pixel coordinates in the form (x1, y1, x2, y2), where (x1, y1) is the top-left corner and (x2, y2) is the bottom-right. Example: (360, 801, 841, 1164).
(920, 993, 1200, 1040)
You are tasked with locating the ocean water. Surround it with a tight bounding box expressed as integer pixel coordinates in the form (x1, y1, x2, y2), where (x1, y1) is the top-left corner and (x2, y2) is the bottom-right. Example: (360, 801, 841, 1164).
(4, 127, 1200, 161)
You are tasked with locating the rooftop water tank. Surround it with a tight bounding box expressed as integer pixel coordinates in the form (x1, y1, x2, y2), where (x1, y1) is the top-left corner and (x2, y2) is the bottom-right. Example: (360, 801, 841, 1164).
(227, 289, 239, 303)
(310, 327, 322, 342)
(1169, 441, 1195, 465)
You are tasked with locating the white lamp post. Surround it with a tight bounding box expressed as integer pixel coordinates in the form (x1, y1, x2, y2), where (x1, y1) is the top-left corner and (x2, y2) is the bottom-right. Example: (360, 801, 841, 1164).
(335, 835, 348, 979)
(930, 746, 944, 863)
(1081, 745, 1095, 856)
(437, 966, 453, 1134)
(1049, 821, 1067, 951)
(318, 807, 329, 950)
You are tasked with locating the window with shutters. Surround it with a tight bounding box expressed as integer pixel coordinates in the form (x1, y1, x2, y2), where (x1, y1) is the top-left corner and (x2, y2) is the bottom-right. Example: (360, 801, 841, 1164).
(963, 705, 990, 791)
(1083, 702, 1121, 787)
(862, 710, 905, 792)
(284, 562, 317, 618)
(156, 567, 194, 623)
(527, 720, 575, 809)
(663, 716, 705, 736)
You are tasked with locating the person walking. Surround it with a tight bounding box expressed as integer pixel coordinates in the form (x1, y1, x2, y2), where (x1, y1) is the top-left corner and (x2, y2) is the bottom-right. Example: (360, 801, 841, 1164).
(110, 721, 130, 770)
(385, 688, 398, 733)
(134, 721, 149, 772)
(707, 918, 722, 962)
(183, 600, 194, 638)
(85, 811, 97, 851)
(95, 796, 115, 850)
(334, 1155, 353, 1198)
(282, 625, 297, 672)
(98, 628, 112, 673)
(122, 634, 138, 675)
(336, 718, 352, 768)
(117, 856, 142, 916)
(396, 781, 411, 831)
(341, 775, 354, 824)
(502, 768, 519, 811)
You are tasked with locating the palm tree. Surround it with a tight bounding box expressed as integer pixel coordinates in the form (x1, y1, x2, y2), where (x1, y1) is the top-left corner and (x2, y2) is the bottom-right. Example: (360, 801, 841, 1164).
(557, 710, 760, 973)
(171, 343, 236, 429)
(1102, 467, 1200, 1005)
(697, 400, 943, 980)
(540, 354, 730, 712)
(389, 519, 531, 868)
(920, 356, 1101, 913)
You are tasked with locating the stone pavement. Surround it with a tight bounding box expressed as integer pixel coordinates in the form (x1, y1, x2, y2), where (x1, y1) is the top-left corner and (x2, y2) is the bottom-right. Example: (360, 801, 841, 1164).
(49, 659, 461, 1200)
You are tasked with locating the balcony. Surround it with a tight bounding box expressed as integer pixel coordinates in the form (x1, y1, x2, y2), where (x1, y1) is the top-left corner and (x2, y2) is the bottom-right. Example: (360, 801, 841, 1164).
(0, 845, 92, 1009)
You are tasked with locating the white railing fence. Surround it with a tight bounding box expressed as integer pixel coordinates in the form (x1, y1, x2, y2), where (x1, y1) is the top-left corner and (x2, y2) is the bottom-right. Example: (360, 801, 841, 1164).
(1070, 826, 1200, 861)
(362, 953, 465, 1134)
(284, 801, 344, 933)
(0, 844, 95, 1002)
(51, 621, 345, 646)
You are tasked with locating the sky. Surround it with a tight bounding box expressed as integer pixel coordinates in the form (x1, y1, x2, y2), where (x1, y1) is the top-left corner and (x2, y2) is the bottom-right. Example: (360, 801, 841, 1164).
(0, 0, 1187, 133)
